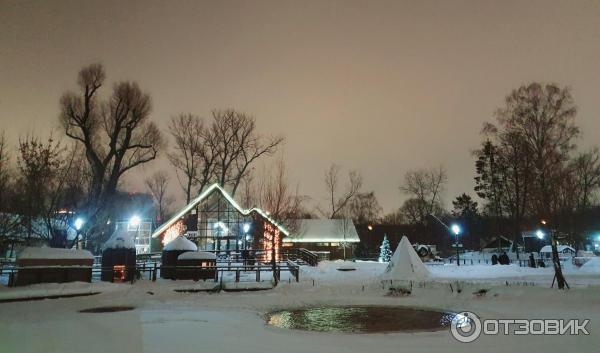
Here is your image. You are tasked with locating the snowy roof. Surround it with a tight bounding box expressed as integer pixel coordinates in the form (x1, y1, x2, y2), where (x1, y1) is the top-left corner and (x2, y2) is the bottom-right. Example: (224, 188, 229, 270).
(283, 219, 360, 243)
(18, 247, 93, 260)
(163, 236, 198, 251)
(540, 245, 575, 253)
(381, 236, 430, 281)
(151, 183, 289, 238)
(102, 229, 136, 250)
(177, 251, 217, 260)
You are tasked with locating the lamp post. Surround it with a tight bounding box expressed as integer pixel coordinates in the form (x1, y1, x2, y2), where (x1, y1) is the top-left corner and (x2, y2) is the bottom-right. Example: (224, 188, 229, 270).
(242, 223, 251, 250)
(73, 217, 85, 249)
(539, 219, 568, 289)
(451, 224, 461, 266)
(129, 215, 141, 253)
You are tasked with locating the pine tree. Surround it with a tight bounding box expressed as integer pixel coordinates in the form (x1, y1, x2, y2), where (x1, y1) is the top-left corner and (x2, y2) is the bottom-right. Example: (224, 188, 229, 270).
(379, 234, 392, 262)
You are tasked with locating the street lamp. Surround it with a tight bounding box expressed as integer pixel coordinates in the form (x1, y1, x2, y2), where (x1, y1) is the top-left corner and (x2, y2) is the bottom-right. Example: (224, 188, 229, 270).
(535, 229, 545, 239)
(74, 217, 85, 231)
(73, 217, 85, 249)
(129, 215, 142, 252)
(242, 223, 251, 250)
(129, 215, 141, 227)
(451, 224, 461, 266)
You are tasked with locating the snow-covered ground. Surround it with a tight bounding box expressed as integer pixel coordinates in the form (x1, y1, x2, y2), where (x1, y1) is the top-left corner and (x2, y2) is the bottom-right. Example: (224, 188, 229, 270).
(1, 261, 599, 353)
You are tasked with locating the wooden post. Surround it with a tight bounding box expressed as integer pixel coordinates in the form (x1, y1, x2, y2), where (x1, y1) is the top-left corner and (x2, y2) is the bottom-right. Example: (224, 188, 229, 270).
(152, 262, 157, 282)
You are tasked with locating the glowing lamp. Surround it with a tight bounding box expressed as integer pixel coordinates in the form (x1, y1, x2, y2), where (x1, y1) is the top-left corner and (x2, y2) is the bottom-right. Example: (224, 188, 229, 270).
(74, 217, 84, 231)
(451, 224, 461, 236)
(536, 230, 545, 239)
(129, 215, 141, 227)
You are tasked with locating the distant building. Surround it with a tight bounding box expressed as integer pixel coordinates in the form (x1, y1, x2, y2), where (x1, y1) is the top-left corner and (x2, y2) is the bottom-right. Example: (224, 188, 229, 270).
(113, 218, 153, 254)
(539, 245, 576, 260)
(282, 219, 360, 260)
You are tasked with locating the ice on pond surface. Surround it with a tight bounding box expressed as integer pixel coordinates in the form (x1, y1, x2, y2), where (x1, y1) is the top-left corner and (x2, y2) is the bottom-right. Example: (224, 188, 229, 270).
(267, 306, 455, 333)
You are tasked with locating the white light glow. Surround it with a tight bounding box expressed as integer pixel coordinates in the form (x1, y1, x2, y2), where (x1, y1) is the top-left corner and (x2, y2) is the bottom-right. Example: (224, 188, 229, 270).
(74, 218, 84, 230)
(129, 215, 141, 227)
(451, 224, 461, 235)
(536, 229, 545, 239)
(243, 223, 251, 233)
(213, 221, 228, 234)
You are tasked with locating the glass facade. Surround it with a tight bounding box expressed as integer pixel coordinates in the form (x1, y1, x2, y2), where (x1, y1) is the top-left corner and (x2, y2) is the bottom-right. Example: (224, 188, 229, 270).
(187, 192, 254, 253)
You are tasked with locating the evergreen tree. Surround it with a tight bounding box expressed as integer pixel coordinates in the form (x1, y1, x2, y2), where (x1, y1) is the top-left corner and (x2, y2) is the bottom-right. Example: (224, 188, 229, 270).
(378, 234, 392, 262)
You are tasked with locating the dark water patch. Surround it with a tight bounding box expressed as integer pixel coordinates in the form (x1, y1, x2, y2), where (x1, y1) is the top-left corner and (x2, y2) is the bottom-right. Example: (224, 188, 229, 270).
(79, 305, 135, 313)
(267, 305, 455, 333)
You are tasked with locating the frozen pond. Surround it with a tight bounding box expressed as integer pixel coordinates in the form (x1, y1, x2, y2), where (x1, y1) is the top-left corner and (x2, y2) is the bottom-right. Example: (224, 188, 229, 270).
(267, 305, 455, 333)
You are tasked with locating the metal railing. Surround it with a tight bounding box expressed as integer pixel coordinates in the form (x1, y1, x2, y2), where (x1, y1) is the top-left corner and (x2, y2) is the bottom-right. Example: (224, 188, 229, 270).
(282, 248, 318, 266)
(1, 261, 300, 287)
(444, 257, 560, 267)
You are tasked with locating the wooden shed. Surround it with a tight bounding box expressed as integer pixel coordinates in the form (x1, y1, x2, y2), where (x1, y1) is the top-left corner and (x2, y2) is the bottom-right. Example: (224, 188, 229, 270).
(15, 247, 93, 286)
(161, 236, 198, 279)
(101, 230, 137, 282)
(176, 251, 217, 281)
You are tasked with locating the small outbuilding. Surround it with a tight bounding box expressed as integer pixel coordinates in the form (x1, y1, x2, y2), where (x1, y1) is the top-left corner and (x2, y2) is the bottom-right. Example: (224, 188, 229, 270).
(540, 245, 576, 261)
(176, 251, 217, 281)
(15, 247, 93, 286)
(101, 230, 137, 282)
(161, 236, 198, 279)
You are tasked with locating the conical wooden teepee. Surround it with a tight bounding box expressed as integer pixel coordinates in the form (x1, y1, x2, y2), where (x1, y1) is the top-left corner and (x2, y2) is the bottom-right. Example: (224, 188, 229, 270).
(381, 236, 430, 281)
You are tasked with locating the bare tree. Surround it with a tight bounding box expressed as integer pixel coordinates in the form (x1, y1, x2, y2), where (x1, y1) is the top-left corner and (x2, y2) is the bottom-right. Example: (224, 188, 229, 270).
(167, 113, 216, 203)
(381, 209, 405, 225)
(321, 163, 362, 219)
(571, 147, 600, 209)
(145, 171, 174, 225)
(347, 191, 383, 224)
(399, 166, 447, 224)
(491, 83, 579, 220)
(248, 155, 305, 233)
(481, 83, 580, 289)
(15, 135, 83, 247)
(210, 109, 284, 197)
(59, 63, 164, 248)
(0, 132, 20, 254)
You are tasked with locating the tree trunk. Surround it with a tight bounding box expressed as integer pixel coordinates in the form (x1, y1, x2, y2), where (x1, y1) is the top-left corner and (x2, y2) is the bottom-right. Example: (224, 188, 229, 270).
(550, 235, 567, 289)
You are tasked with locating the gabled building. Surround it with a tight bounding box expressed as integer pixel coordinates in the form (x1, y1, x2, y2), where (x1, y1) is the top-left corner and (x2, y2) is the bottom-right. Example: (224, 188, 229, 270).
(282, 219, 360, 260)
(151, 183, 288, 261)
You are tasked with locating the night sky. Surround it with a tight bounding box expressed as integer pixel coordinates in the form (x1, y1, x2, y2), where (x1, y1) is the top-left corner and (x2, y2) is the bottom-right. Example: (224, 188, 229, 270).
(2, 0, 600, 212)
